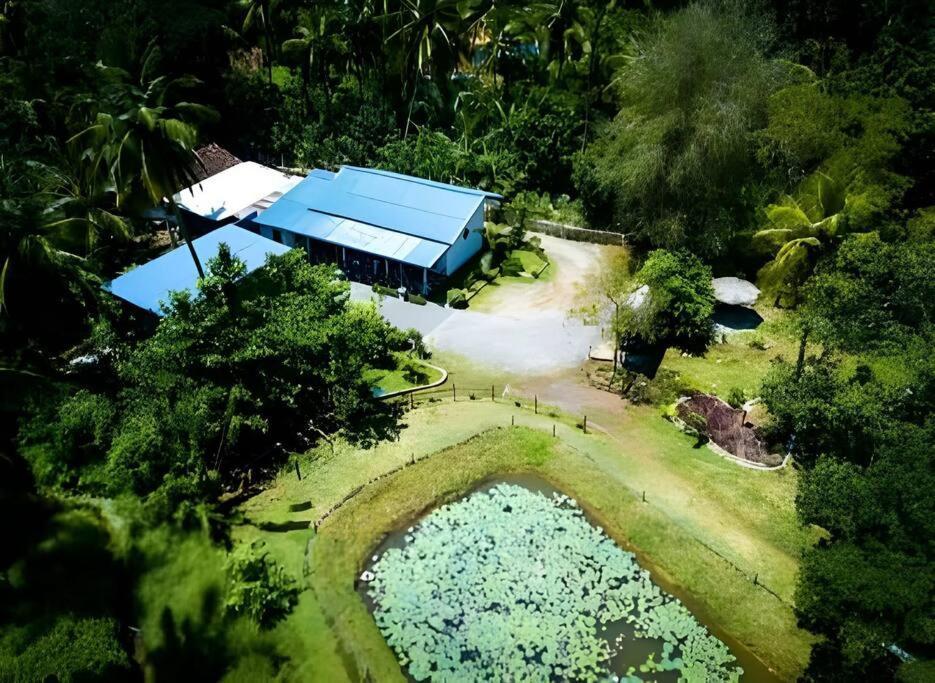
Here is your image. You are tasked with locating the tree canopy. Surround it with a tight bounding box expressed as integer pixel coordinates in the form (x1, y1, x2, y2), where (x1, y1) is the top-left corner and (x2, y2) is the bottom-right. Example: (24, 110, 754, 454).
(20, 247, 405, 520)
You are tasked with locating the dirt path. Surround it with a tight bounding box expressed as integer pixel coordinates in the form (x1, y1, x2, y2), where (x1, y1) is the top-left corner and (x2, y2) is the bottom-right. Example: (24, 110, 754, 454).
(473, 233, 617, 316)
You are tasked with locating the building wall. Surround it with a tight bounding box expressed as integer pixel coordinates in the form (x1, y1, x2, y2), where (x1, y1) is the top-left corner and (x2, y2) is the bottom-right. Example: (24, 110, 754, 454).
(440, 201, 485, 276)
(257, 224, 303, 249)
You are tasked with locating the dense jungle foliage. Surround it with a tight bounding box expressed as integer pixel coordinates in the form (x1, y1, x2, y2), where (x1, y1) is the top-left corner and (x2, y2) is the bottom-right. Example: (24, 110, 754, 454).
(1, 0, 932, 680)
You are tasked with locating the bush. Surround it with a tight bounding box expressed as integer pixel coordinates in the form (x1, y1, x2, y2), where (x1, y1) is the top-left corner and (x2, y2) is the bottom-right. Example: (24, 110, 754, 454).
(373, 283, 398, 297)
(407, 293, 427, 305)
(0, 615, 131, 682)
(446, 289, 468, 308)
(625, 369, 690, 406)
(726, 387, 748, 409)
(225, 541, 299, 629)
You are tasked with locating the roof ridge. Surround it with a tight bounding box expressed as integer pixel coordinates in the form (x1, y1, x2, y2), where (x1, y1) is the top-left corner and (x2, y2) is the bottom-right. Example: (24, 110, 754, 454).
(305, 208, 452, 247)
(341, 165, 501, 199)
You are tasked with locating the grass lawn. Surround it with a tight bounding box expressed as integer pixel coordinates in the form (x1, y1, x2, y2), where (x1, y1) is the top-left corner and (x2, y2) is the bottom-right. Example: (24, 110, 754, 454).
(238, 398, 816, 682)
(363, 354, 444, 395)
(659, 308, 801, 400)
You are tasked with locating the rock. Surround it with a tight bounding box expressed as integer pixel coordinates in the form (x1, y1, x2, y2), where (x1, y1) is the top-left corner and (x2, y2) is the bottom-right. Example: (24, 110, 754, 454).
(712, 277, 760, 307)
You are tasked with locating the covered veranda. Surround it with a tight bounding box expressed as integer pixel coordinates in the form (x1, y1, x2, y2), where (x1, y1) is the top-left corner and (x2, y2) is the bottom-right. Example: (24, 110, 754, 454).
(303, 237, 443, 296)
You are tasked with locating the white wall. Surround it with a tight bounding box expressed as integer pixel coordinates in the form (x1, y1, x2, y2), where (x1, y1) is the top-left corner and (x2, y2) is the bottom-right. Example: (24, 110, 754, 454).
(440, 201, 486, 276)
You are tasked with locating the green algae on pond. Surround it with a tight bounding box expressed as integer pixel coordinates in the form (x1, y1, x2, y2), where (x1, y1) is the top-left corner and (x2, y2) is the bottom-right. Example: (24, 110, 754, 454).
(365, 482, 743, 682)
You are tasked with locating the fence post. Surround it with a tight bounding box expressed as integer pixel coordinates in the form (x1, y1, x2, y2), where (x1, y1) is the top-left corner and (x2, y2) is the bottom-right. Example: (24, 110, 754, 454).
(511, 415, 515, 427)
(452, 384, 456, 402)
(753, 573, 758, 586)
(491, 384, 495, 401)
(294, 460, 302, 481)
(534, 395, 538, 414)
(410, 392, 414, 410)
(642, 490, 646, 503)
(583, 415, 588, 434)
(553, 424, 556, 438)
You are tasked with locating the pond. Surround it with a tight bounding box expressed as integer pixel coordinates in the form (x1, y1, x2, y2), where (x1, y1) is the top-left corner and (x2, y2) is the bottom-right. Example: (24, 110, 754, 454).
(360, 475, 764, 682)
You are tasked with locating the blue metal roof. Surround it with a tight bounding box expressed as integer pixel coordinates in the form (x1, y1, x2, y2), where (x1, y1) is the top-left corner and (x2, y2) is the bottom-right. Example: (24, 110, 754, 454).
(105, 225, 291, 315)
(254, 166, 499, 262)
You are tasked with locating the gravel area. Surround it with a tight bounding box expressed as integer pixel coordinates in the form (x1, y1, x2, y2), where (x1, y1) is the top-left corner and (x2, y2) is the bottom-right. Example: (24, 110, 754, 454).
(350, 235, 619, 375)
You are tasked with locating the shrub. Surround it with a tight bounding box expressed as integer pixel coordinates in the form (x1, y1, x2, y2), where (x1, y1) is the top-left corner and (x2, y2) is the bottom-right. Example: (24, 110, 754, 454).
(225, 541, 299, 629)
(407, 293, 427, 305)
(682, 412, 710, 447)
(373, 283, 398, 297)
(0, 615, 130, 682)
(400, 360, 430, 386)
(446, 289, 468, 308)
(625, 369, 690, 406)
(726, 387, 748, 409)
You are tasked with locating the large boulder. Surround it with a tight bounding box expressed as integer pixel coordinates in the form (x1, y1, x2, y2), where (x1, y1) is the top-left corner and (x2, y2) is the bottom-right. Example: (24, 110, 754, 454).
(712, 277, 760, 307)
(676, 393, 781, 466)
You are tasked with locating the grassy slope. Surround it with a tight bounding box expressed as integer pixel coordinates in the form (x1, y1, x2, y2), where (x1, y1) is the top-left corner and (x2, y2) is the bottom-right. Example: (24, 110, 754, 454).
(239, 398, 815, 681)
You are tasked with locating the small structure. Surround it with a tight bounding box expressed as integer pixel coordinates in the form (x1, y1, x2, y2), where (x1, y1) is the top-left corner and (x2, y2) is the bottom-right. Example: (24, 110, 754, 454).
(252, 166, 502, 295)
(173, 161, 303, 233)
(711, 277, 763, 332)
(106, 224, 291, 315)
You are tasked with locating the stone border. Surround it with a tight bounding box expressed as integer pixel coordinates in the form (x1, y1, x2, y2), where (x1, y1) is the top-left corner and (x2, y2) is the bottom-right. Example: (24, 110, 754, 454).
(376, 359, 448, 400)
(670, 413, 791, 471)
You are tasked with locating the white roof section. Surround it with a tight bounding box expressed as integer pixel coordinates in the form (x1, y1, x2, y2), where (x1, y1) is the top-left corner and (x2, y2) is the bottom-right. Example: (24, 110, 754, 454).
(309, 214, 447, 268)
(174, 161, 303, 222)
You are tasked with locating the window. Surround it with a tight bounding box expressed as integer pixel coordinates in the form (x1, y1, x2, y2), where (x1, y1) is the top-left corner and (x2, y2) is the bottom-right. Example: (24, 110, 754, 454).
(462, 227, 470, 240)
(272, 229, 283, 244)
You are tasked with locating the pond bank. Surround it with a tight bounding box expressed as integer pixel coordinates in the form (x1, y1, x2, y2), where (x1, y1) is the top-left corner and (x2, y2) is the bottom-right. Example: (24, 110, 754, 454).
(360, 472, 776, 682)
(306, 426, 811, 681)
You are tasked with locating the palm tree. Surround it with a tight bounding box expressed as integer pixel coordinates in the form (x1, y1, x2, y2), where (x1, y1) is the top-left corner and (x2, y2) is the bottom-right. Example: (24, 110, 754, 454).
(0, 164, 96, 316)
(282, 6, 354, 108)
(754, 172, 848, 307)
(242, 0, 278, 84)
(71, 43, 217, 277)
(385, 0, 493, 128)
(42, 160, 132, 257)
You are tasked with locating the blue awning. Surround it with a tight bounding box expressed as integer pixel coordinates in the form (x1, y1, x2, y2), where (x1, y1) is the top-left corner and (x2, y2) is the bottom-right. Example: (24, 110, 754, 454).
(105, 225, 291, 315)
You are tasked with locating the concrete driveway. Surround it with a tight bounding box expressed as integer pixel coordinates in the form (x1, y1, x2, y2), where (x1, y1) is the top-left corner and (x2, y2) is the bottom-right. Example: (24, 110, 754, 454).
(426, 309, 601, 374)
(349, 282, 453, 335)
(350, 235, 617, 375)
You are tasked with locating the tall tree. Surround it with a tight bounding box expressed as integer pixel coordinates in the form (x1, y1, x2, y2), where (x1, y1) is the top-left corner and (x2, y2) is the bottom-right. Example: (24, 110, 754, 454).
(70, 43, 217, 277)
(574, 0, 788, 254)
(242, 0, 278, 84)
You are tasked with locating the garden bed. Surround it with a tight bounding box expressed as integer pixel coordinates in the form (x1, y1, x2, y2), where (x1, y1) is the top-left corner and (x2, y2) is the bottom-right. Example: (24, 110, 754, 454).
(365, 354, 445, 397)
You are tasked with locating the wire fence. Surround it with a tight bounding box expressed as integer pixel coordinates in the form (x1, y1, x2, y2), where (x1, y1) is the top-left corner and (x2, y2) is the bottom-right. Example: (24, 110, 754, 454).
(377, 382, 793, 606)
(528, 219, 628, 246)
